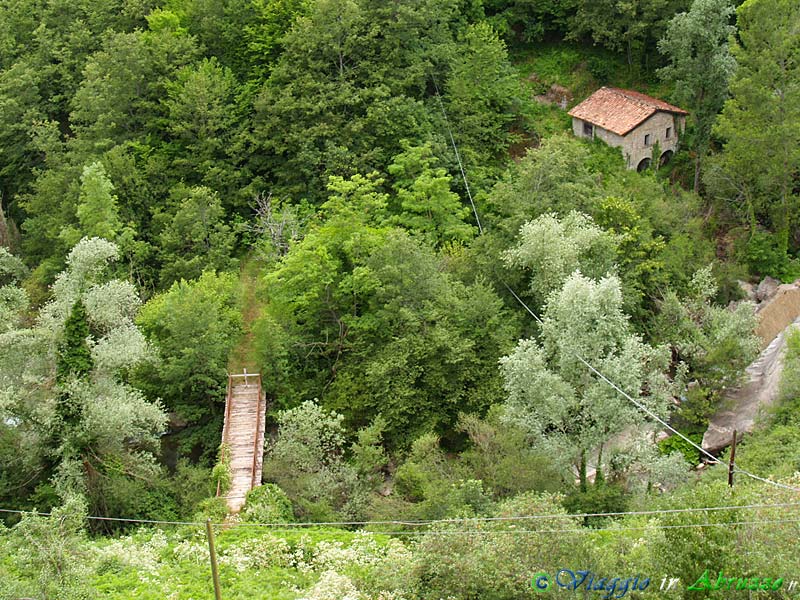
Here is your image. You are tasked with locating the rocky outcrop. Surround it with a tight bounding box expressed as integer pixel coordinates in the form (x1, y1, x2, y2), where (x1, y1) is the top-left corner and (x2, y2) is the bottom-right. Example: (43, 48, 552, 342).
(702, 278, 800, 454)
(755, 281, 800, 349)
(702, 317, 799, 454)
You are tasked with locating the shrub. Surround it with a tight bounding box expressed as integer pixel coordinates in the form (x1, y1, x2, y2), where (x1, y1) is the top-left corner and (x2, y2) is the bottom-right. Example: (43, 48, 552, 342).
(658, 431, 704, 465)
(194, 496, 228, 523)
(241, 484, 294, 523)
(739, 229, 799, 281)
(563, 479, 628, 528)
(587, 55, 615, 83)
(212, 443, 232, 495)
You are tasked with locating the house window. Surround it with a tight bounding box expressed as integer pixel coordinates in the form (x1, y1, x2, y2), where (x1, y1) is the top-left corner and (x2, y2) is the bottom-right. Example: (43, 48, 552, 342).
(583, 122, 593, 137)
(644, 134, 651, 146)
(666, 127, 672, 139)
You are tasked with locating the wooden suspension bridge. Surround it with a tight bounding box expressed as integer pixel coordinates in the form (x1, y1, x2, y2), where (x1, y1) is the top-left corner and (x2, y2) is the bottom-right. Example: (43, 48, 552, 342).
(217, 370, 267, 513)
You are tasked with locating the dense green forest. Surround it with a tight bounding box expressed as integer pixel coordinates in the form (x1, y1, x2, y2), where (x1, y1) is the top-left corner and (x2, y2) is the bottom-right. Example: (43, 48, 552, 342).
(1, 0, 799, 597)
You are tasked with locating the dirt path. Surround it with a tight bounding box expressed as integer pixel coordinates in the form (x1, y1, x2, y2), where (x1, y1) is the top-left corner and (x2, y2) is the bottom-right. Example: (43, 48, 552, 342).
(227, 258, 264, 374)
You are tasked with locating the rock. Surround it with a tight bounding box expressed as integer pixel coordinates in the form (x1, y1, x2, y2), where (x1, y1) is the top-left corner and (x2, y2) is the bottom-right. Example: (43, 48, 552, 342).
(738, 280, 757, 302)
(755, 276, 781, 302)
(702, 318, 800, 454)
(168, 411, 189, 429)
(755, 282, 800, 347)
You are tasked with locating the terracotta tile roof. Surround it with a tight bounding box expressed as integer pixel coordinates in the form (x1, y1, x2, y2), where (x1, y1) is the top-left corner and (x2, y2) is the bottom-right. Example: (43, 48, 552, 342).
(568, 87, 688, 136)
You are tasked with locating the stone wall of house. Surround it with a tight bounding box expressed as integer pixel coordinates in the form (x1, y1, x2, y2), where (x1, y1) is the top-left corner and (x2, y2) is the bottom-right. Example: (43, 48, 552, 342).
(572, 117, 626, 150)
(572, 113, 686, 170)
(621, 112, 682, 170)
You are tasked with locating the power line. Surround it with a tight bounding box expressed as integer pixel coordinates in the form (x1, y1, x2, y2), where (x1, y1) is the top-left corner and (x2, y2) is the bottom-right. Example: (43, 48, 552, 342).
(358, 517, 800, 536)
(430, 74, 483, 235)
(3, 501, 799, 529)
(3, 507, 799, 536)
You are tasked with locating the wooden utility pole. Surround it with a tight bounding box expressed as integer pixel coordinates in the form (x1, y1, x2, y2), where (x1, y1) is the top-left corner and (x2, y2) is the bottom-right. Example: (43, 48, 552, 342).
(728, 429, 737, 488)
(206, 518, 223, 600)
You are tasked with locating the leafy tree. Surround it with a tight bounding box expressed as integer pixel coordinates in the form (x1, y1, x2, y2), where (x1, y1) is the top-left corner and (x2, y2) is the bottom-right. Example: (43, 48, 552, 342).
(483, 0, 576, 42)
(0, 248, 28, 333)
(457, 407, 567, 497)
(7, 495, 95, 600)
(156, 185, 238, 287)
(56, 300, 93, 386)
(135, 270, 242, 460)
(658, 0, 737, 192)
(261, 400, 365, 520)
(485, 135, 601, 242)
(503, 210, 619, 306)
(262, 174, 392, 403)
(411, 491, 586, 599)
(0, 238, 166, 512)
(570, 0, 690, 68)
(251, 0, 517, 202)
(325, 232, 517, 445)
(501, 272, 673, 487)
(443, 21, 520, 167)
(250, 0, 432, 201)
(651, 265, 759, 426)
(73, 162, 124, 243)
(263, 174, 516, 444)
(711, 0, 800, 253)
(387, 142, 475, 245)
(70, 27, 199, 154)
(163, 58, 241, 194)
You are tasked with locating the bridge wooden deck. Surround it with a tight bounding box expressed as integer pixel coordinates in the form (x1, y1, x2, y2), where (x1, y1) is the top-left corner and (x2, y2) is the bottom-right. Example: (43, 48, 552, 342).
(219, 371, 266, 513)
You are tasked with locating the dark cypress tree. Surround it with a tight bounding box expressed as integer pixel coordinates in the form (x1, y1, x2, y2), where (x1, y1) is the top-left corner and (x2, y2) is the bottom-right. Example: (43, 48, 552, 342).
(56, 300, 93, 383)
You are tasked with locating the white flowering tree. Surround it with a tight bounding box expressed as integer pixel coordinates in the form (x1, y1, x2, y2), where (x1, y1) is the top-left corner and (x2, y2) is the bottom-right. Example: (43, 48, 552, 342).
(0, 237, 166, 504)
(503, 211, 619, 307)
(500, 272, 673, 487)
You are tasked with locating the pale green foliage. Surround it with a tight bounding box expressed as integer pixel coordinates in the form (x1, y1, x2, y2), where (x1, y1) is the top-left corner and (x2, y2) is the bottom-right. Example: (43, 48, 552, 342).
(40, 237, 120, 329)
(7, 494, 95, 600)
(503, 211, 619, 305)
(486, 134, 604, 260)
(300, 570, 362, 600)
(269, 400, 347, 471)
(412, 491, 586, 599)
(76, 161, 124, 241)
(263, 400, 365, 519)
(241, 483, 294, 523)
(653, 265, 759, 423)
(73, 378, 165, 455)
(83, 280, 141, 329)
(779, 328, 800, 403)
(608, 431, 690, 492)
(0, 247, 28, 332)
(0, 246, 26, 282)
(457, 407, 567, 497)
(0, 238, 165, 501)
(501, 272, 673, 474)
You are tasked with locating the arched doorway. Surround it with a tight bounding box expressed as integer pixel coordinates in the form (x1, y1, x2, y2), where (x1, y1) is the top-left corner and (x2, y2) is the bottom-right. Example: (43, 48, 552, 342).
(659, 150, 674, 167)
(636, 158, 651, 172)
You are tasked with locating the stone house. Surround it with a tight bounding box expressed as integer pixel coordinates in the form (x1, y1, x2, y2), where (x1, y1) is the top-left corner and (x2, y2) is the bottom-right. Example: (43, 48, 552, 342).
(568, 87, 688, 171)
